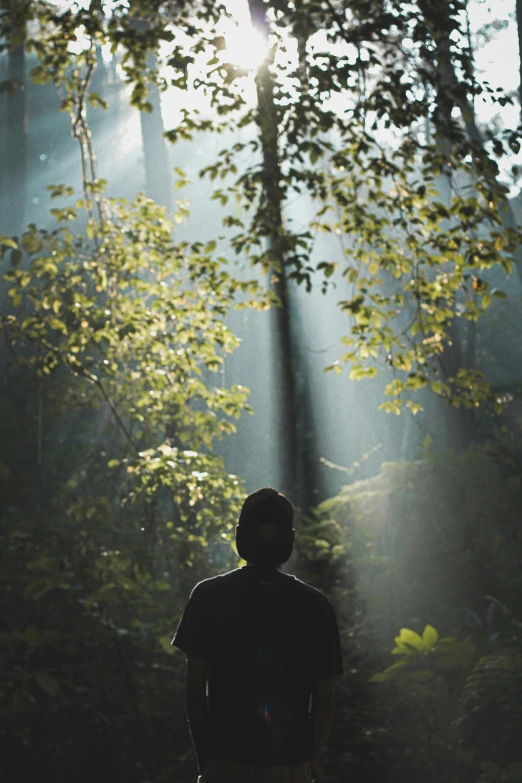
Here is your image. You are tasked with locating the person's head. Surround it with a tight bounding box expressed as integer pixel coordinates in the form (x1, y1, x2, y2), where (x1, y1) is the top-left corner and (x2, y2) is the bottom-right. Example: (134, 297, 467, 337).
(235, 487, 295, 568)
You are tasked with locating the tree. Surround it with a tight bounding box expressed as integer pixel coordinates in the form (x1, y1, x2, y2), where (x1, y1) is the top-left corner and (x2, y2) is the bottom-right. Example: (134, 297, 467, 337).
(514, 0, 522, 122)
(2, 4, 522, 780)
(246, 0, 299, 501)
(125, 6, 173, 209)
(3, 0, 521, 504)
(1, 1, 28, 236)
(139, 50, 173, 210)
(0, 16, 260, 779)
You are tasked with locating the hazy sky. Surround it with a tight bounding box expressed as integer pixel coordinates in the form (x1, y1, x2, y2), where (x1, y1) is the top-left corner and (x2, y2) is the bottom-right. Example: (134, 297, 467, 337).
(75, 0, 520, 189)
(160, 0, 519, 126)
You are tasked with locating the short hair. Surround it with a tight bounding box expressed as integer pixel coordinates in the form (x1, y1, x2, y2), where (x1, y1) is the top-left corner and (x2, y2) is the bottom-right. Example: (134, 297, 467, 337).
(236, 487, 294, 566)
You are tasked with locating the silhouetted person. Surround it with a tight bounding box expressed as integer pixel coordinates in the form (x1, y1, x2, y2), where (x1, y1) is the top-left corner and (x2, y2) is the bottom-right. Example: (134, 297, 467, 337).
(172, 487, 344, 782)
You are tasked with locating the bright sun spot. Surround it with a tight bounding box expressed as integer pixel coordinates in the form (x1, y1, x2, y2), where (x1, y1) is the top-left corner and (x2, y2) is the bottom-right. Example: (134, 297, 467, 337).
(223, 24, 267, 70)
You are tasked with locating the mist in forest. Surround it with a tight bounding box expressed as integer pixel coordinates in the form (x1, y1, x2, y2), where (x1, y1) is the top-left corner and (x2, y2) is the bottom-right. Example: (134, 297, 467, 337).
(2, 3, 521, 501)
(2, 1, 522, 782)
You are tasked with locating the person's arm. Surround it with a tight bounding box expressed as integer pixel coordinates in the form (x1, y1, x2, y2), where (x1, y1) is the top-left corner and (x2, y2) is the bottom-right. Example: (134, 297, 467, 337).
(185, 656, 209, 776)
(310, 677, 335, 772)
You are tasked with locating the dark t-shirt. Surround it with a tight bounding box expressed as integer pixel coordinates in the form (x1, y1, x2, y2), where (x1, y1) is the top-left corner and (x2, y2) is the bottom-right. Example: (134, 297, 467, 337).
(171, 564, 344, 766)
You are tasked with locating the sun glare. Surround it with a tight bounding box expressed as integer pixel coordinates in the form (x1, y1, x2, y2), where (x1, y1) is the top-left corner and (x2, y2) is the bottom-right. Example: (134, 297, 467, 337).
(224, 24, 267, 71)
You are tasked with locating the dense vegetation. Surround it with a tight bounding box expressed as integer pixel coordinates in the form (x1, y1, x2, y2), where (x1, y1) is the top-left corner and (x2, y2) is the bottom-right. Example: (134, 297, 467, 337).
(1, 1, 522, 781)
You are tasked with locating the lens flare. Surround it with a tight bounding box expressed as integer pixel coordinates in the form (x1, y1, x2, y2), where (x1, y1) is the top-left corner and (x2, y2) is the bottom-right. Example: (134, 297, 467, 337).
(224, 25, 267, 70)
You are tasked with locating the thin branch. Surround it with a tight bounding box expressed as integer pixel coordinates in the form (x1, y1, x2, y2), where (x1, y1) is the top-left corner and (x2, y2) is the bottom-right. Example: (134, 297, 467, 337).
(92, 376, 139, 452)
(0, 315, 139, 453)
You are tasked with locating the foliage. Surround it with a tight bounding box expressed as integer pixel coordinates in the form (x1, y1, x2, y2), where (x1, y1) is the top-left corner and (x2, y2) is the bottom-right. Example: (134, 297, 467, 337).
(476, 762, 522, 783)
(455, 652, 522, 766)
(311, 438, 522, 783)
(0, 187, 256, 779)
(366, 622, 522, 783)
(2, 0, 522, 781)
(166, 0, 522, 414)
(369, 624, 475, 681)
(315, 445, 522, 650)
(0, 24, 259, 774)
(2, 189, 254, 440)
(2, 0, 522, 415)
(369, 625, 477, 780)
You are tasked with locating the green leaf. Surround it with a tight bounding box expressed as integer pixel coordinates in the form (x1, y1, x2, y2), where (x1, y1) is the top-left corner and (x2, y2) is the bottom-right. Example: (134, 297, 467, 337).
(385, 379, 404, 396)
(480, 762, 501, 778)
(369, 659, 409, 682)
(422, 625, 439, 648)
(393, 628, 426, 654)
(47, 184, 75, 199)
(349, 365, 378, 381)
(159, 635, 175, 655)
(433, 638, 475, 669)
(211, 36, 226, 51)
(411, 670, 434, 681)
(378, 400, 403, 415)
(506, 762, 522, 781)
(88, 92, 108, 110)
(431, 381, 450, 397)
(314, 539, 330, 549)
(0, 235, 18, 250)
(34, 671, 60, 697)
(392, 353, 412, 372)
(405, 373, 428, 391)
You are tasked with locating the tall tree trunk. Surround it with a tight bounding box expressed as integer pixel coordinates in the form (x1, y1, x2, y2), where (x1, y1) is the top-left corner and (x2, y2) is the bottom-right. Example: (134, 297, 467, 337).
(140, 52, 172, 211)
(419, 0, 522, 283)
(0, 53, 6, 226)
(428, 6, 477, 447)
(5, 43, 27, 236)
(248, 0, 299, 505)
(517, 0, 522, 122)
(127, 10, 172, 210)
(293, 308, 324, 510)
(293, 16, 324, 508)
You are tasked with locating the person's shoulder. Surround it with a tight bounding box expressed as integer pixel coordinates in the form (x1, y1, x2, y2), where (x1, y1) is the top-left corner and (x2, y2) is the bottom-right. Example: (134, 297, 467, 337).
(284, 572, 331, 607)
(190, 568, 243, 597)
(190, 568, 330, 609)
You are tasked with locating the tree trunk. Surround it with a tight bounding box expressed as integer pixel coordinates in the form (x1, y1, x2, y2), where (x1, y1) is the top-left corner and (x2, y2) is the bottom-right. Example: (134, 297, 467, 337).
(140, 52, 172, 211)
(5, 43, 27, 236)
(293, 21, 324, 508)
(517, 0, 522, 122)
(292, 309, 324, 510)
(248, 0, 299, 505)
(419, 0, 522, 282)
(0, 53, 5, 226)
(428, 6, 478, 447)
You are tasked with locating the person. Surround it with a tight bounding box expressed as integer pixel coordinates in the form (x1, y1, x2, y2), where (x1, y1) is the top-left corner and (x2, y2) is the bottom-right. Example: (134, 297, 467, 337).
(171, 487, 344, 783)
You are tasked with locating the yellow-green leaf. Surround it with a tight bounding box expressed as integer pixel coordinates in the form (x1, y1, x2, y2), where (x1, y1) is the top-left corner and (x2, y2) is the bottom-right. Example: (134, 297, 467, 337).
(395, 627, 425, 652)
(422, 624, 439, 648)
(159, 635, 175, 655)
(0, 235, 18, 249)
(34, 671, 60, 697)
